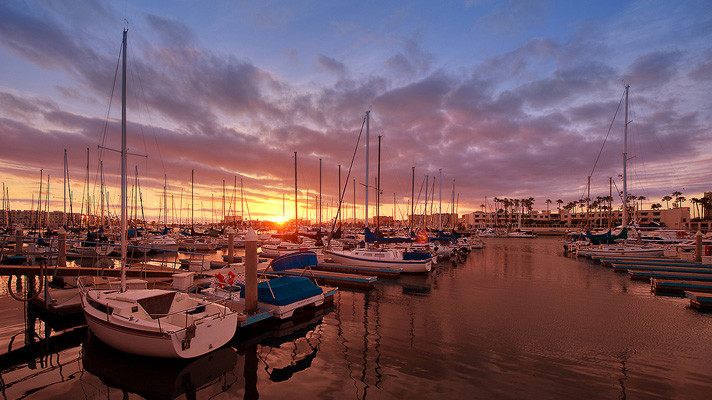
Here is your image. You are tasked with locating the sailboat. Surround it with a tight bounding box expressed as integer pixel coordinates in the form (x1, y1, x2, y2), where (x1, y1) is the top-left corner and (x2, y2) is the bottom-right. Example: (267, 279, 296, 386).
(574, 85, 663, 258)
(79, 30, 238, 358)
(324, 111, 433, 273)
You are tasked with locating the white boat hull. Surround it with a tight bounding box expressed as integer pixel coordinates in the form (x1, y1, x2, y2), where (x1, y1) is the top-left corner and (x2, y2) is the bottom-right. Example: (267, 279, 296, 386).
(81, 289, 238, 358)
(325, 250, 432, 273)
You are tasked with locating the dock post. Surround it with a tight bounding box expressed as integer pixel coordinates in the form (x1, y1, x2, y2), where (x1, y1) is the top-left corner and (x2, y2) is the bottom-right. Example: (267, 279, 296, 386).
(227, 227, 234, 263)
(58, 227, 66, 268)
(696, 231, 703, 262)
(245, 228, 258, 314)
(15, 228, 22, 254)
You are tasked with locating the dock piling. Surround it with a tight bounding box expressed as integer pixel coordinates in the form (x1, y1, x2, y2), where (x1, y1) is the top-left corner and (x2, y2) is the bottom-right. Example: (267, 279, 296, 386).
(58, 227, 66, 268)
(15, 228, 22, 254)
(245, 228, 258, 314)
(696, 231, 702, 262)
(227, 228, 234, 263)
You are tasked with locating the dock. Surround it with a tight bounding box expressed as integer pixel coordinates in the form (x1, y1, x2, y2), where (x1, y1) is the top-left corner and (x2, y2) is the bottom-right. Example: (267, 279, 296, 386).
(269, 269, 376, 290)
(313, 262, 402, 279)
(685, 291, 712, 311)
(651, 279, 712, 295)
(592, 255, 707, 267)
(0, 264, 181, 278)
(628, 270, 712, 282)
(612, 264, 712, 274)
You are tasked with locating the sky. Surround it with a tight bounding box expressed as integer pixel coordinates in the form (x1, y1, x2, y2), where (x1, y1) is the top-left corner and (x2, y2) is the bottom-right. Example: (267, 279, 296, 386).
(0, 0, 711, 223)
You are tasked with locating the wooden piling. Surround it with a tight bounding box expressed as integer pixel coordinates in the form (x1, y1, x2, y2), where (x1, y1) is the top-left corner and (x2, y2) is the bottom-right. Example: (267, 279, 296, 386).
(58, 227, 66, 268)
(15, 228, 22, 253)
(244, 228, 258, 314)
(227, 228, 234, 263)
(696, 231, 702, 262)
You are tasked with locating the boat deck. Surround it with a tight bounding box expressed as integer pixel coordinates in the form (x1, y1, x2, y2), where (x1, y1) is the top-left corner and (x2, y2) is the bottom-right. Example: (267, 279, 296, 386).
(313, 262, 401, 279)
(268, 269, 376, 290)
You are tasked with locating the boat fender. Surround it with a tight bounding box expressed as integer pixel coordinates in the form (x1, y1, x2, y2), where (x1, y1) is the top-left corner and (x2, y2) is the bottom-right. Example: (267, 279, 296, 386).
(182, 324, 196, 350)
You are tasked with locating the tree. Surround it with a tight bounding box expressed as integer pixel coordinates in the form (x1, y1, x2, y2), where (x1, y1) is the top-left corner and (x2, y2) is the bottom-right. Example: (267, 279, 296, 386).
(662, 195, 672, 209)
(676, 196, 686, 209)
(690, 198, 700, 219)
(638, 195, 646, 211)
(651, 203, 662, 210)
(546, 199, 551, 214)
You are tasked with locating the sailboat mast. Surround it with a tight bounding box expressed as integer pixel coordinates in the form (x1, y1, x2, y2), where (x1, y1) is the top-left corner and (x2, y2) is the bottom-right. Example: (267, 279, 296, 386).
(376, 136, 381, 231)
(365, 111, 370, 229)
(120, 28, 127, 292)
(63, 150, 67, 226)
(438, 168, 442, 231)
(424, 175, 429, 229)
(622, 84, 630, 227)
(100, 161, 104, 228)
(319, 158, 322, 227)
(410, 166, 414, 231)
(163, 174, 167, 227)
(294, 152, 298, 225)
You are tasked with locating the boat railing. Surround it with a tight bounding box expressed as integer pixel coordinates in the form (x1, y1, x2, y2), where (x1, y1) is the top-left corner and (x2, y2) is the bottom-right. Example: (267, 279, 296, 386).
(153, 302, 233, 334)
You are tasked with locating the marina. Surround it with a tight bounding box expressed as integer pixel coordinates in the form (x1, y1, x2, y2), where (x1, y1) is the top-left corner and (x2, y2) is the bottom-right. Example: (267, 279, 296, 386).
(1, 1, 712, 398)
(2, 237, 712, 398)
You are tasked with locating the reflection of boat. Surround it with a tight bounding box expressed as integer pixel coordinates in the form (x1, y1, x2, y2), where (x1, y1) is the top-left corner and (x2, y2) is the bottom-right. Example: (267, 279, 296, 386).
(83, 332, 238, 400)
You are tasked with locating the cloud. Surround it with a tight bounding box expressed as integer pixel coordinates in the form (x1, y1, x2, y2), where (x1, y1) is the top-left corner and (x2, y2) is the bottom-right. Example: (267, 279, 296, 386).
(623, 50, 683, 87)
(146, 14, 196, 47)
(315, 54, 347, 76)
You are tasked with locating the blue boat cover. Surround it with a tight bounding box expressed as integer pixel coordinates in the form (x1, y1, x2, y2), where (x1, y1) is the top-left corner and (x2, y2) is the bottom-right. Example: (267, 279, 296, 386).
(364, 227, 412, 244)
(239, 276, 322, 306)
(270, 251, 318, 271)
(403, 251, 431, 261)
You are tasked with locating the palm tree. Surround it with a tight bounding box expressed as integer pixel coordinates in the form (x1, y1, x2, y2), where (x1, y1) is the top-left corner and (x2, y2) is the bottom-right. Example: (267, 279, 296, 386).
(676, 196, 686, 209)
(556, 199, 563, 212)
(690, 198, 700, 219)
(638, 195, 646, 211)
(651, 203, 662, 210)
(662, 195, 672, 209)
(545, 199, 551, 214)
(671, 191, 682, 208)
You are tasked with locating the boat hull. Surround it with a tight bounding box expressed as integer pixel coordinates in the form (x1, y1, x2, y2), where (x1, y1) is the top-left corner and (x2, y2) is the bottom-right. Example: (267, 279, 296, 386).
(325, 250, 432, 273)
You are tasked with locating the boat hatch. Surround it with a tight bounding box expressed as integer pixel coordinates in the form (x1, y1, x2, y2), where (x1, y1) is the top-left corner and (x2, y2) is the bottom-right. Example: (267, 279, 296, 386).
(137, 292, 177, 319)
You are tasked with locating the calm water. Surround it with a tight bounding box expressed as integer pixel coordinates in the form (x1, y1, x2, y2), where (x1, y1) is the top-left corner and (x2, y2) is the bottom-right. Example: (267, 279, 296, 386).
(1, 237, 711, 399)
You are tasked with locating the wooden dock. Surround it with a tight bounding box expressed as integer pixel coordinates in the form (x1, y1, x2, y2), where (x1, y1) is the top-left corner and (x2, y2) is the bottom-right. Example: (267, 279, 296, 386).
(313, 262, 402, 279)
(685, 291, 712, 310)
(269, 269, 377, 290)
(612, 264, 712, 274)
(652, 279, 712, 295)
(628, 270, 712, 282)
(593, 255, 706, 267)
(0, 264, 182, 278)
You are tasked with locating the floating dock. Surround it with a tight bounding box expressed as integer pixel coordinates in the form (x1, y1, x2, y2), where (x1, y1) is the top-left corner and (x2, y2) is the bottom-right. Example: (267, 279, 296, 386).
(685, 291, 712, 310)
(628, 270, 712, 282)
(651, 279, 712, 295)
(592, 255, 707, 267)
(0, 264, 180, 278)
(269, 269, 376, 290)
(312, 262, 402, 279)
(612, 264, 712, 274)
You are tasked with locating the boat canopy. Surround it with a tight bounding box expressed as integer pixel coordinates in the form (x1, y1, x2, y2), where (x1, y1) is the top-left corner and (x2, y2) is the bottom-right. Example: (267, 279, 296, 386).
(238, 277, 323, 306)
(269, 251, 319, 271)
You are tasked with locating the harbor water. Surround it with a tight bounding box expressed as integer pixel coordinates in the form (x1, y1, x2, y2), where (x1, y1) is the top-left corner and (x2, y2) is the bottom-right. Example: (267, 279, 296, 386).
(1, 237, 711, 399)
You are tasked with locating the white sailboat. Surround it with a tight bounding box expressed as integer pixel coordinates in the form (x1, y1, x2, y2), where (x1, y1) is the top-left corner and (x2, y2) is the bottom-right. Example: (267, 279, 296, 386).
(79, 30, 238, 358)
(574, 85, 663, 258)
